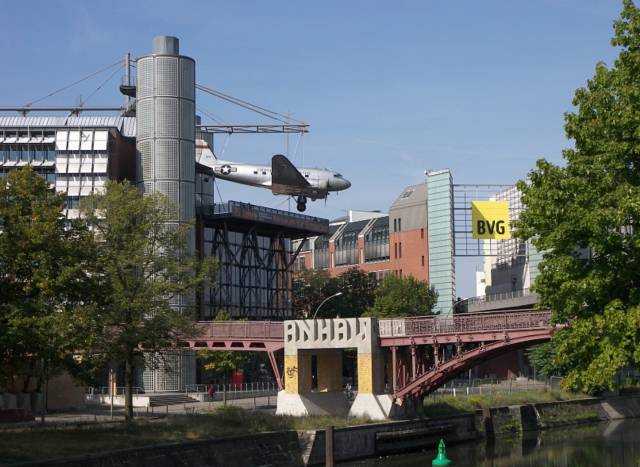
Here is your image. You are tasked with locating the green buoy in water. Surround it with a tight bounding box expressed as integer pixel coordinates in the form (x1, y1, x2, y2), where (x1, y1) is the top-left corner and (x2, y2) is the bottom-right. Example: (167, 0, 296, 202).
(432, 439, 452, 466)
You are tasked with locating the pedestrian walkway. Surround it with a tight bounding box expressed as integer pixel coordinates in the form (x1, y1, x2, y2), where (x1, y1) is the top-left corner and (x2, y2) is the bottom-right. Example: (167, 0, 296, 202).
(0, 395, 277, 430)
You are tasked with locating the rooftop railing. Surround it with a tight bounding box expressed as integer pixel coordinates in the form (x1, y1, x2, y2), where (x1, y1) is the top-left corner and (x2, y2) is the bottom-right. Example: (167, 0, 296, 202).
(467, 288, 537, 305)
(201, 200, 326, 224)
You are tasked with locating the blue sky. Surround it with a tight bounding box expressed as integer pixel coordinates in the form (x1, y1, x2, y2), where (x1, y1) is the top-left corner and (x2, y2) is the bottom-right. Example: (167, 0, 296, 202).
(0, 1, 624, 295)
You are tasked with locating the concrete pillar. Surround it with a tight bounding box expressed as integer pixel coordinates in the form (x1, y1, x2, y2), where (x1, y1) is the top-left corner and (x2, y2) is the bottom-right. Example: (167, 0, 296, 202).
(284, 351, 312, 394)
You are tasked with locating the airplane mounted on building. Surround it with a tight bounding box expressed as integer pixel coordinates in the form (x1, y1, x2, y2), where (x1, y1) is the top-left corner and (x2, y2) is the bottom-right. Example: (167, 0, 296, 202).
(196, 139, 351, 212)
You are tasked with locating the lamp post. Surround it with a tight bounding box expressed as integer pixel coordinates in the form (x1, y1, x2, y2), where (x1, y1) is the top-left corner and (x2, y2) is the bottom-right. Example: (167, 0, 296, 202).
(312, 292, 343, 319)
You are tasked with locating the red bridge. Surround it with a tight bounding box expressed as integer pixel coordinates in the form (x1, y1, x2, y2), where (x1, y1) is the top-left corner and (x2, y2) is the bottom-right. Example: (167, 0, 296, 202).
(184, 309, 557, 399)
(378, 310, 555, 400)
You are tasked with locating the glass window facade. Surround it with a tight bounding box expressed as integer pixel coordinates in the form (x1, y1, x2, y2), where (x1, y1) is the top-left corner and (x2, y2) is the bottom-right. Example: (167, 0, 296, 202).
(202, 226, 294, 320)
(365, 224, 389, 262)
(335, 230, 358, 266)
(314, 236, 329, 269)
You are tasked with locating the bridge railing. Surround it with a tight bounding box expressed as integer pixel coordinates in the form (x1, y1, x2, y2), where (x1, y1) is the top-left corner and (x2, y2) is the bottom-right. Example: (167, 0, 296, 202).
(378, 310, 552, 337)
(194, 321, 284, 340)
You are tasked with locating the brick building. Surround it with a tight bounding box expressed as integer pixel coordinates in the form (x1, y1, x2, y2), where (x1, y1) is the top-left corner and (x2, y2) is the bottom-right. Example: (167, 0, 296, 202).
(293, 183, 429, 282)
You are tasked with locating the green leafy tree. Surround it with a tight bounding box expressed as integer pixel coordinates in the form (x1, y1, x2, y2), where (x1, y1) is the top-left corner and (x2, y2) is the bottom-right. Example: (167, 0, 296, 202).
(515, 1, 640, 393)
(199, 311, 250, 385)
(79, 181, 216, 420)
(292, 268, 377, 319)
(332, 268, 378, 318)
(0, 167, 95, 406)
(292, 270, 333, 318)
(526, 341, 568, 379)
(365, 275, 437, 318)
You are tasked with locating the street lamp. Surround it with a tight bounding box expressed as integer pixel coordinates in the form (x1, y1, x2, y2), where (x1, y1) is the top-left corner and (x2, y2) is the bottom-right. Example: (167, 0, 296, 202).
(312, 292, 343, 319)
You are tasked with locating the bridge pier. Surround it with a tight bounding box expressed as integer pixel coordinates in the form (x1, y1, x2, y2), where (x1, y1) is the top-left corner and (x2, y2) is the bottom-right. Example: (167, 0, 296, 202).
(276, 318, 401, 420)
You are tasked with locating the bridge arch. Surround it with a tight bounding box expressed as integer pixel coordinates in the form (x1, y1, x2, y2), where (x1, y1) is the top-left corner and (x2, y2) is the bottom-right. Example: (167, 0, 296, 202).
(393, 330, 554, 400)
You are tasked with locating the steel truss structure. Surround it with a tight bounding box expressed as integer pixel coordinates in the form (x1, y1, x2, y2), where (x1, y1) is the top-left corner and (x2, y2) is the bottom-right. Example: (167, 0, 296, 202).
(197, 124, 308, 134)
(452, 183, 525, 257)
(202, 221, 308, 321)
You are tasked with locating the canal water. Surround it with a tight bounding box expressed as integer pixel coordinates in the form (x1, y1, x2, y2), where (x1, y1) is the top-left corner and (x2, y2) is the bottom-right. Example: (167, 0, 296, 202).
(341, 419, 640, 466)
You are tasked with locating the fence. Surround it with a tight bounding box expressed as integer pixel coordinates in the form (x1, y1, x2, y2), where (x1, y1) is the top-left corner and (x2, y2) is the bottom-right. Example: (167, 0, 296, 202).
(85, 386, 143, 396)
(185, 382, 278, 395)
(195, 321, 284, 340)
(379, 310, 552, 338)
(467, 288, 535, 305)
(424, 376, 564, 399)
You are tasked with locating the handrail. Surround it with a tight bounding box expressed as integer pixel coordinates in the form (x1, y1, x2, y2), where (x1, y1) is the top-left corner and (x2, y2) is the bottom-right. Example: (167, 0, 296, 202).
(467, 288, 537, 305)
(194, 321, 284, 340)
(85, 386, 143, 396)
(378, 310, 553, 337)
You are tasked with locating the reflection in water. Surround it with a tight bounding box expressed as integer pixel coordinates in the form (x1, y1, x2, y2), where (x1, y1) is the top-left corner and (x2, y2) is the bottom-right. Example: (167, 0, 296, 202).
(341, 419, 640, 467)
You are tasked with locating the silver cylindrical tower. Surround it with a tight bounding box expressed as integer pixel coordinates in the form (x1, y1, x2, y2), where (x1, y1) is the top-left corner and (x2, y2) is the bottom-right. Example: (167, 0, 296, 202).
(136, 36, 196, 392)
(136, 35, 195, 245)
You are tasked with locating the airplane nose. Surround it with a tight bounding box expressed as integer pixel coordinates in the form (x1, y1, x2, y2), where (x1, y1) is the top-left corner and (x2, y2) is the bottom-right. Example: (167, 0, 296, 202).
(342, 179, 351, 190)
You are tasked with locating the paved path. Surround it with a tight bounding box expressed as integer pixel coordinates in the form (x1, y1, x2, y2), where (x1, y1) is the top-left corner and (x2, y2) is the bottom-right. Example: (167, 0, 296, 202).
(0, 395, 277, 430)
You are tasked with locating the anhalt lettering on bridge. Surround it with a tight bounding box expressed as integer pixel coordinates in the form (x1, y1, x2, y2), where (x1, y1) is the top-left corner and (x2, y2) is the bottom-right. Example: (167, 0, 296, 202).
(182, 310, 558, 420)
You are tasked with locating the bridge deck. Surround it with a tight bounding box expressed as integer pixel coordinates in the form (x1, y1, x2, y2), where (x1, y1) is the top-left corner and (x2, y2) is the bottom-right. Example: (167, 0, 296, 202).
(189, 310, 552, 345)
(378, 310, 553, 345)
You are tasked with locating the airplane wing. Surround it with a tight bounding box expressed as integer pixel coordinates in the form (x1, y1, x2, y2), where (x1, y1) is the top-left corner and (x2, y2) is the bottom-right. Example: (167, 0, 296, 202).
(271, 154, 310, 195)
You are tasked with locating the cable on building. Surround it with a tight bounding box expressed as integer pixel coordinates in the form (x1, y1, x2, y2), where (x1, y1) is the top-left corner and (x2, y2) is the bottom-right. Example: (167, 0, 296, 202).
(196, 83, 306, 125)
(24, 59, 124, 107)
(76, 63, 125, 111)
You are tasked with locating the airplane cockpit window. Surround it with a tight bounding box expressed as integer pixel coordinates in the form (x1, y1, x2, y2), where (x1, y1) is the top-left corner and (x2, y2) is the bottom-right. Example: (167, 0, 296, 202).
(334, 173, 343, 178)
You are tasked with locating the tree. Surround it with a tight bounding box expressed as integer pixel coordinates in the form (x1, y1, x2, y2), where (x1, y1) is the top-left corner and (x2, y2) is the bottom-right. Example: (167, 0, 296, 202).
(199, 311, 250, 385)
(79, 181, 215, 420)
(365, 275, 438, 318)
(292, 268, 377, 319)
(0, 167, 94, 409)
(515, 1, 640, 393)
(333, 268, 378, 318)
(525, 340, 568, 379)
(292, 270, 333, 319)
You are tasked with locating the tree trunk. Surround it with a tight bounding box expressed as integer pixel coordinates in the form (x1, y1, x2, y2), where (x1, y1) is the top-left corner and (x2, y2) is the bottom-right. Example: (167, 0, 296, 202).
(40, 361, 48, 425)
(124, 355, 134, 421)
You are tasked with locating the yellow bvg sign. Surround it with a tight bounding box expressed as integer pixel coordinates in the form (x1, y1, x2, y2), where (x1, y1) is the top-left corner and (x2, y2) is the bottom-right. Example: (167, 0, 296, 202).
(471, 201, 511, 239)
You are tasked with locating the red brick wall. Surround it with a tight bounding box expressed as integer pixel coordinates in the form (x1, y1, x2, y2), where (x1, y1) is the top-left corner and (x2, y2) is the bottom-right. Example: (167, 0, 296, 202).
(389, 228, 428, 281)
(298, 227, 428, 283)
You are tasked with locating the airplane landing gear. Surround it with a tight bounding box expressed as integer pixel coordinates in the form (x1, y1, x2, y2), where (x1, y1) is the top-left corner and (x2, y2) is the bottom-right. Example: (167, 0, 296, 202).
(296, 196, 307, 212)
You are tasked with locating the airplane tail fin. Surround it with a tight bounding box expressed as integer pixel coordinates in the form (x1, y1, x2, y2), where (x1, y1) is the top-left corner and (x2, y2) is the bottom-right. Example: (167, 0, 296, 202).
(196, 139, 218, 159)
(195, 139, 218, 168)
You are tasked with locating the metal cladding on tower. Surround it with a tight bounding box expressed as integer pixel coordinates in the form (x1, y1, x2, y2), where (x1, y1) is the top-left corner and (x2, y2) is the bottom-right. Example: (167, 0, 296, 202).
(135, 36, 196, 391)
(135, 35, 196, 253)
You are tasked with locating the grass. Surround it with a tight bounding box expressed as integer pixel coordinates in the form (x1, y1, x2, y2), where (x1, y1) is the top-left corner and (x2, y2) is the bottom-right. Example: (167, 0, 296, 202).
(0, 407, 373, 464)
(0, 392, 591, 464)
(423, 389, 584, 418)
